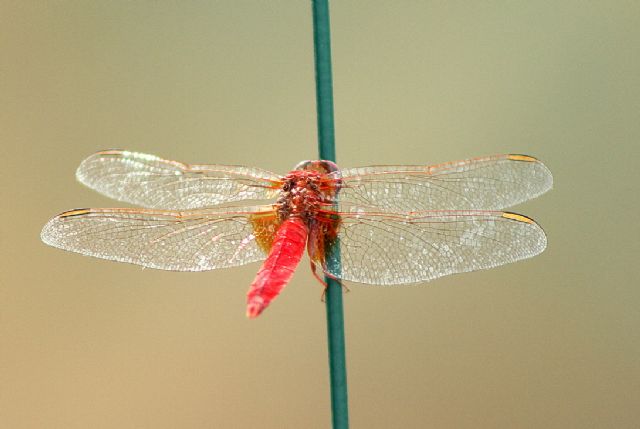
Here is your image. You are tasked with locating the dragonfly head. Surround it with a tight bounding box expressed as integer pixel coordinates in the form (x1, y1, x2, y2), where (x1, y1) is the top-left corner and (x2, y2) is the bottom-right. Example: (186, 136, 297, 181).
(294, 160, 340, 176)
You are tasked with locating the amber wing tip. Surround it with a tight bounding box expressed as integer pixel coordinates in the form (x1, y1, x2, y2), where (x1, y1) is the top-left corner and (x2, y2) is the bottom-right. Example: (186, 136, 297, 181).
(502, 211, 536, 224)
(94, 149, 126, 155)
(58, 208, 92, 218)
(507, 154, 539, 162)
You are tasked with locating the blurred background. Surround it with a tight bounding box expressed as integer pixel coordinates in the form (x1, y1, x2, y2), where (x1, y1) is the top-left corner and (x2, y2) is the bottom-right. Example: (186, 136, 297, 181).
(2, 2, 639, 428)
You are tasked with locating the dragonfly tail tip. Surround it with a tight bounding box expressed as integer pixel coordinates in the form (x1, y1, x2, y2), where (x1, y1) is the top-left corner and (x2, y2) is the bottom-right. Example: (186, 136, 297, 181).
(246, 302, 264, 319)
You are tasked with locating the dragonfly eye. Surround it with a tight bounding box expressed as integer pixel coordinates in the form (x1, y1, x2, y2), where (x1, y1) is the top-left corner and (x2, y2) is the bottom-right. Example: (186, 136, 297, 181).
(293, 160, 313, 171)
(294, 160, 341, 175)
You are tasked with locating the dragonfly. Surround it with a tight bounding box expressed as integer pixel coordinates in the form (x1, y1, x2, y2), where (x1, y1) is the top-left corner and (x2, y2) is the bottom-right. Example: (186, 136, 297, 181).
(41, 150, 552, 318)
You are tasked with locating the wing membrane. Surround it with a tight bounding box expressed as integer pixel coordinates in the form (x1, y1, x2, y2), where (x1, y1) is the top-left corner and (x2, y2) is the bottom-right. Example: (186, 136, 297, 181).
(337, 154, 552, 211)
(41, 206, 276, 271)
(322, 210, 547, 285)
(76, 150, 282, 209)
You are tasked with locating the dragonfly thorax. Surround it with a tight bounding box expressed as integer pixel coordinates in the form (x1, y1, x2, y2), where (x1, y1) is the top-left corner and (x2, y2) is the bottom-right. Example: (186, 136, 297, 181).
(276, 170, 335, 223)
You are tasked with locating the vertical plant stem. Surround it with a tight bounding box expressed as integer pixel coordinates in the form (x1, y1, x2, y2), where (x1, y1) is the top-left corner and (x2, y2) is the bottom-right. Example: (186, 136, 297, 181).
(311, 1, 349, 428)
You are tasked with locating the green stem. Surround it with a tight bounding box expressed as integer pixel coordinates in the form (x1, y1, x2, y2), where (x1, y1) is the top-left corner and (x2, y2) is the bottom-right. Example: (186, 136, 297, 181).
(311, 1, 349, 428)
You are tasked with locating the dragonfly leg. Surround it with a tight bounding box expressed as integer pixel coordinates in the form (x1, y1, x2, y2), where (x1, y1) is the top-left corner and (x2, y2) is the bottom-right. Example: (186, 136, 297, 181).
(310, 261, 349, 303)
(310, 261, 329, 302)
(320, 280, 350, 302)
(310, 260, 328, 287)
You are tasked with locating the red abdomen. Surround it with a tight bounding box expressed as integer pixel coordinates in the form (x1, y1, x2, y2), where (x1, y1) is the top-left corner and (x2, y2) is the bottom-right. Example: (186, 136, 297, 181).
(246, 217, 308, 318)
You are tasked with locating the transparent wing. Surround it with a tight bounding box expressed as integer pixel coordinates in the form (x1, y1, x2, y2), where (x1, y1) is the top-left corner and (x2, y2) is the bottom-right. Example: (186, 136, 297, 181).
(76, 150, 282, 210)
(321, 210, 547, 285)
(337, 154, 553, 211)
(41, 206, 278, 271)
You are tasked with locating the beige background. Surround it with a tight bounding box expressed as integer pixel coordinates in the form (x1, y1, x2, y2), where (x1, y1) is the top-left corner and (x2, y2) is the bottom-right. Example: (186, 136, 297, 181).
(2, 2, 639, 428)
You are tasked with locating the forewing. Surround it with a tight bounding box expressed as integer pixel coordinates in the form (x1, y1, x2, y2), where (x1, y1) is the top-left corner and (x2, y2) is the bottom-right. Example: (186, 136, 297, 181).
(337, 154, 552, 211)
(76, 150, 282, 209)
(321, 210, 546, 285)
(41, 206, 277, 271)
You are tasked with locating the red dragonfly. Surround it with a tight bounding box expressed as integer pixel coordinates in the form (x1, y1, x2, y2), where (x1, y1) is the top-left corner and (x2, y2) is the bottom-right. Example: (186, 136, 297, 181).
(41, 150, 552, 318)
